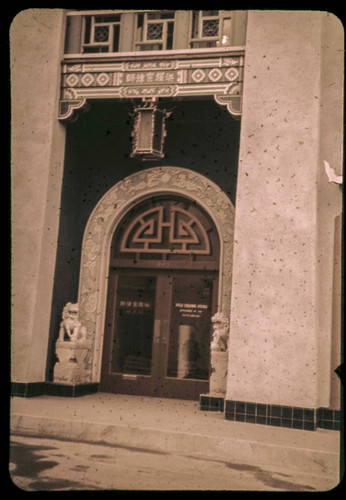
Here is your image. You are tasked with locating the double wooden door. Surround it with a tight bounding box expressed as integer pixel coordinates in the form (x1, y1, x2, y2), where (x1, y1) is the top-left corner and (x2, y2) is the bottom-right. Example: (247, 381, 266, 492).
(100, 269, 218, 400)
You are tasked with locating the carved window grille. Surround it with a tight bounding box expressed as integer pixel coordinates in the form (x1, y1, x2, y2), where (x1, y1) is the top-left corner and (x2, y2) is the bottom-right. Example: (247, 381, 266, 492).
(111, 197, 220, 268)
(202, 19, 219, 37)
(94, 25, 109, 42)
(135, 11, 175, 51)
(190, 10, 232, 48)
(147, 23, 163, 40)
(82, 14, 121, 53)
(64, 10, 246, 55)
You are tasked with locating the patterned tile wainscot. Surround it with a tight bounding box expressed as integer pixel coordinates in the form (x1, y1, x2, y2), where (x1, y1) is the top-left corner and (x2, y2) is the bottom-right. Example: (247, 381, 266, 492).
(219, 400, 340, 431)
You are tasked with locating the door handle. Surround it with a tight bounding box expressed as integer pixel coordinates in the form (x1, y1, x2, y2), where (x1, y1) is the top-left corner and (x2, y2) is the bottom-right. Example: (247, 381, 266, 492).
(161, 320, 169, 346)
(153, 319, 169, 345)
(153, 319, 161, 344)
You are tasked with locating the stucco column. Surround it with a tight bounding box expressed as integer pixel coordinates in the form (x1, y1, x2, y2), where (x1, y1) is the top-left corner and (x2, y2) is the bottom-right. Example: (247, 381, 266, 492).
(11, 9, 67, 383)
(226, 11, 343, 408)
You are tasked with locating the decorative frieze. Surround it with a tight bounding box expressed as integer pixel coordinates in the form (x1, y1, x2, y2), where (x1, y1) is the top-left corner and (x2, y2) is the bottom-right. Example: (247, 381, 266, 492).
(59, 52, 244, 122)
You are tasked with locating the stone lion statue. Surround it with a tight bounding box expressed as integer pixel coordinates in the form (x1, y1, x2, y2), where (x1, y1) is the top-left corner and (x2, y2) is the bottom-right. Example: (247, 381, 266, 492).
(211, 312, 229, 352)
(58, 302, 87, 342)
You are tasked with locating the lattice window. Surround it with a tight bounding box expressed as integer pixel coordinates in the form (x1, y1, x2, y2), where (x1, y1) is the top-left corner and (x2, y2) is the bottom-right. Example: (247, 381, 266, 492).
(82, 14, 121, 53)
(202, 19, 219, 37)
(147, 23, 163, 40)
(94, 25, 109, 42)
(190, 10, 232, 48)
(64, 10, 245, 55)
(135, 11, 175, 51)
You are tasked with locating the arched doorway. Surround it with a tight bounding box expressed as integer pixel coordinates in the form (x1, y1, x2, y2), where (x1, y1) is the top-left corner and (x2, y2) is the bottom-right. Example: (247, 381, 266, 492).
(77, 167, 235, 393)
(100, 195, 220, 399)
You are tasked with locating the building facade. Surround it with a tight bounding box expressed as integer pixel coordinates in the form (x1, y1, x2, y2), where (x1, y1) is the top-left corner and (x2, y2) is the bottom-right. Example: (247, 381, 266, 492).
(11, 9, 343, 431)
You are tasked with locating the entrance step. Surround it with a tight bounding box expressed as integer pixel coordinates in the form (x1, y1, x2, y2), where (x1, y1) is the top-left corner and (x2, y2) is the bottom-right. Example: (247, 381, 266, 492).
(10, 393, 340, 479)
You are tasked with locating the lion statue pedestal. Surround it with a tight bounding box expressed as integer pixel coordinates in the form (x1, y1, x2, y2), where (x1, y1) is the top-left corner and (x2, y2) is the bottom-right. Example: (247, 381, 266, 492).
(53, 303, 91, 385)
(209, 312, 229, 397)
(54, 339, 91, 384)
(210, 351, 228, 397)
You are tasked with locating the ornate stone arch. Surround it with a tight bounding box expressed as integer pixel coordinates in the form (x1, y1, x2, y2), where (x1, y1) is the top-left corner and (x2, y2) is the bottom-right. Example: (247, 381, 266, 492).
(78, 167, 235, 382)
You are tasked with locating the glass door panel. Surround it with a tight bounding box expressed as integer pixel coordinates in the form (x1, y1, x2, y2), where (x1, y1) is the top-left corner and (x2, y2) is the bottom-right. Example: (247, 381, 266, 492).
(166, 275, 214, 380)
(111, 274, 156, 375)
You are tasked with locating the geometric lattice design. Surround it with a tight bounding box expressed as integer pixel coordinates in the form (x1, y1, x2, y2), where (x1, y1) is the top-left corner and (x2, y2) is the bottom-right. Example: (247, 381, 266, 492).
(147, 23, 163, 40)
(81, 73, 94, 87)
(225, 67, 239, 82)
(96, 73, 110, 86)
(191, 69, 206, 83)
(202, 19, 219, 37)
(94, 25, 109, 42)
(208, 68, 222, 82)
(120, 205, 211, 255)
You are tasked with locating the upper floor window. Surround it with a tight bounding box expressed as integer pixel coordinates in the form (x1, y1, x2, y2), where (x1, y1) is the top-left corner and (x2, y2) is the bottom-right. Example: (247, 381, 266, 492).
(82, 14, 121, 53)
(135, 11, 175, 51)
(190, 11, 232, 48)
(64, 10, 246, 55)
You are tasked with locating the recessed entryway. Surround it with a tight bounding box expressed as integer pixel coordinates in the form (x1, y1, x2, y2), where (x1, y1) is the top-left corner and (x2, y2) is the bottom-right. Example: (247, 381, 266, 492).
(100, 195, 220, 399)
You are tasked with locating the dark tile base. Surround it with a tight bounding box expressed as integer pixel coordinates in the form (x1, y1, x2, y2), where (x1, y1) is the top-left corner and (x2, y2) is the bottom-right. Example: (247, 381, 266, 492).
(200, 395, 341, 432)
(224, 400, 320, 431)
(11, 382, 99, 398)
(317, 408, 341, 431)
(11, 382, 46, 398)
(200, 394, 224, 412)
(45, 382, 99, 397)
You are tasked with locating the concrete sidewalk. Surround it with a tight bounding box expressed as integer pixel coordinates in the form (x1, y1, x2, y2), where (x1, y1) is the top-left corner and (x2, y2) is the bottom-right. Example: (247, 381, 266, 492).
(10, 393, 341, 485)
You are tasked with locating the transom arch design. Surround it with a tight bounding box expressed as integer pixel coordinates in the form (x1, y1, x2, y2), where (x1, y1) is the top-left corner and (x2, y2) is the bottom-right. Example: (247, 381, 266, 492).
(119, 204, 211, 255)
(78, 167, 235, 382)
(113, 195, 220, 263)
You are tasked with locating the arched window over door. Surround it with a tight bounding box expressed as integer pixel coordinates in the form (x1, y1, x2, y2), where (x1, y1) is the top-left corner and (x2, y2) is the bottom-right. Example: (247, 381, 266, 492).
(112, 195, 220, 267)
(101, 195, 220, 400)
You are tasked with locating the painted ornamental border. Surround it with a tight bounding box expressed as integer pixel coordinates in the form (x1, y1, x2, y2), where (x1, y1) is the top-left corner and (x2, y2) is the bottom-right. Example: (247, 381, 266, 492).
(59, 50, 244, 122)
(78, 167, 235, 382)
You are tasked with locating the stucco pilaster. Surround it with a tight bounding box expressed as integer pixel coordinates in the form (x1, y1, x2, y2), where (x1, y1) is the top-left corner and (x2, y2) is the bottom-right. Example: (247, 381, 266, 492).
(11, 9, 67, 382)
(227, 11, 343, 408)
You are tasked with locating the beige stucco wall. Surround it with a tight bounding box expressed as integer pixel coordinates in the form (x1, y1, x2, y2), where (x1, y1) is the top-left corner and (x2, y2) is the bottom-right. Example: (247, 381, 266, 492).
(11, 9, 66, 382)
(316, 12, 343, 408)
(226, 11, 343, 408)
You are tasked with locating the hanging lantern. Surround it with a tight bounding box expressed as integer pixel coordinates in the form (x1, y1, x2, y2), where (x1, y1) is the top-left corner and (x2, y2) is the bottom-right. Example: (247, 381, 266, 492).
(130, 98, 170, 161)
